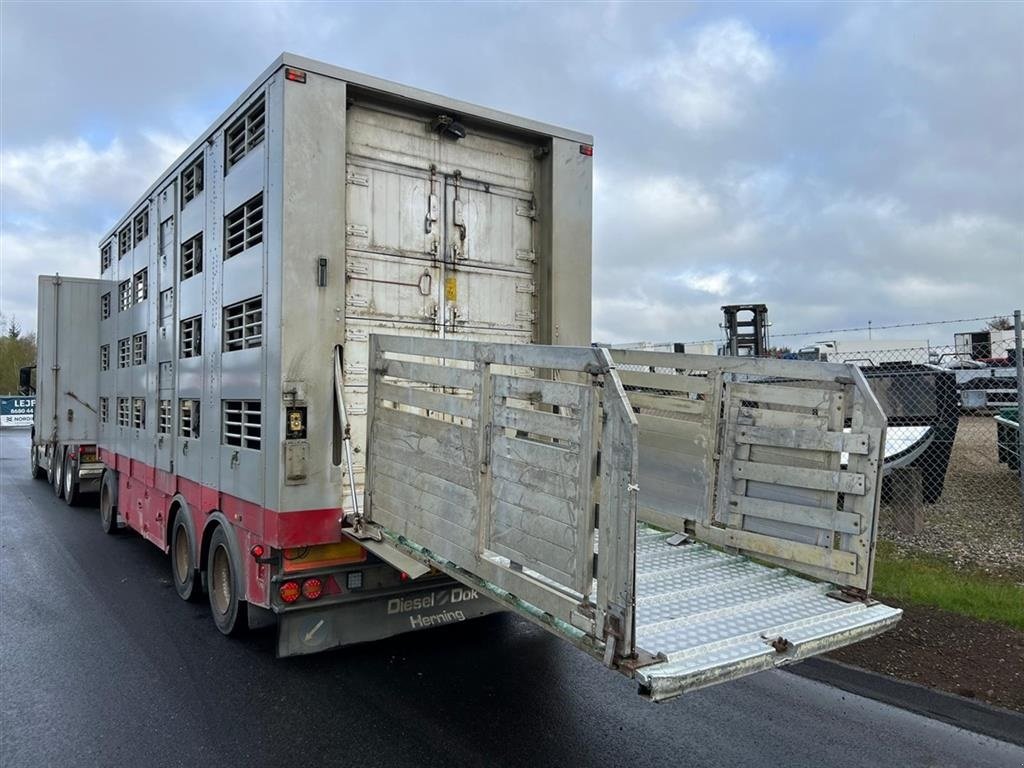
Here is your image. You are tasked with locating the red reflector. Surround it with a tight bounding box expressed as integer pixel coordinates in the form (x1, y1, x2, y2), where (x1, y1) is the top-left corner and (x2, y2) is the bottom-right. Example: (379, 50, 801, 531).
(400, 571, 409, 582)
(302, 578, 323, 600)
(285, 68, 307, 83)
(579, 144, 593, 156)
(250, 544, 265, 559)
(279, 581, 301, 603)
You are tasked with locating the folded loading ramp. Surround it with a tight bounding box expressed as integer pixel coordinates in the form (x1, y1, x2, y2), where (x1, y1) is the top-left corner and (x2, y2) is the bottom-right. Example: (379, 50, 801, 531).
(355, 335, 901, 701)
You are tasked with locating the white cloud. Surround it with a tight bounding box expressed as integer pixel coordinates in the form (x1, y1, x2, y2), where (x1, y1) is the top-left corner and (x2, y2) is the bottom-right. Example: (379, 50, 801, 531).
(1, 133, 187, 212)
(1, 3, 1021, 350)
(596, 172, 720, 243)
(620, 18, 778, 131)
(0, 229, 100, 330)
(677, 269, 756, 296)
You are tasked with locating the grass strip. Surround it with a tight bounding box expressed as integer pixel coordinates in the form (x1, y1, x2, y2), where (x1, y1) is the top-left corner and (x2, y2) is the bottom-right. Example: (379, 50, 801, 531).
(873, 542, 1024, 630)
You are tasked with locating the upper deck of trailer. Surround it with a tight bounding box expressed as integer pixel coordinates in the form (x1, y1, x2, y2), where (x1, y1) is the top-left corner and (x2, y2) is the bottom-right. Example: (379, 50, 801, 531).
(100, 52, 593, 245)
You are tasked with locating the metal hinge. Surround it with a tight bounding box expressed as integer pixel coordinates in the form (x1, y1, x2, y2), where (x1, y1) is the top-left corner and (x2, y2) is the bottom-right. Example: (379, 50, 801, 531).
(480, 424, 492, 472)
(515, 203, 537, 220)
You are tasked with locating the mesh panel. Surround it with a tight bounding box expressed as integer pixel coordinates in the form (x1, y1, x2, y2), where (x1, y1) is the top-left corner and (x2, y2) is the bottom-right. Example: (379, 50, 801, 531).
(222, 400, 261, 449)
(223, 295, 262, 351)
(180, 316, 202, 358)
(225, 95, 265, 170)
(181, 155, 204, 206)
(224, 194, 263, 258)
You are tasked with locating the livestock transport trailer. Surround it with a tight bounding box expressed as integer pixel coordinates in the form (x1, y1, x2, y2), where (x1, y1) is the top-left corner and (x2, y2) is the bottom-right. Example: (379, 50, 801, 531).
(30, 275, 105, 504)
(73, 53, 897, 698)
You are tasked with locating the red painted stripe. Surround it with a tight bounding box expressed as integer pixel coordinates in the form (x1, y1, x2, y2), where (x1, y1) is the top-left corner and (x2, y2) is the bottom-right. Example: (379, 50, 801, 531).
(100, 452, 344, 549)
(265, 507, 346, 549)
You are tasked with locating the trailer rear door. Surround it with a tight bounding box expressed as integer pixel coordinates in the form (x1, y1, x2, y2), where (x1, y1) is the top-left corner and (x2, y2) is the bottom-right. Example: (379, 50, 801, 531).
(343, 102, 541, 490)
(359, 336, 901, 702)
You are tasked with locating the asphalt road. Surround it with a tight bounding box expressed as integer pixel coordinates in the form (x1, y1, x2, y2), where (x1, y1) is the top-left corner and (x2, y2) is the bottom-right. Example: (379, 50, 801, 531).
(1, 428, 1020, 768)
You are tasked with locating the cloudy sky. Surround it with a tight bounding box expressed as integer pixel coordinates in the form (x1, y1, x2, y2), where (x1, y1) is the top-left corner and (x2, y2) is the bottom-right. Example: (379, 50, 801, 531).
(1, 1, 1022, 349)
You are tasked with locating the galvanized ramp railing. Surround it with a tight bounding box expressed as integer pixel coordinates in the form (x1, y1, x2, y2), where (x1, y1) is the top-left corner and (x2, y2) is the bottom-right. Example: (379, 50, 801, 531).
(608, 348, 889, 591)
(352, 335, 901, 701)
(358, 334, 638, 664)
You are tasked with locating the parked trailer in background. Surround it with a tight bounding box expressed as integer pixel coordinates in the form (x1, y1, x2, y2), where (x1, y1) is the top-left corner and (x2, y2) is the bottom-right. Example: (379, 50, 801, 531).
(30, 275, 105, 504)
(39, 53, 899, 698)
(797, 339, 928, 366)
(955, 329, 1017, 362)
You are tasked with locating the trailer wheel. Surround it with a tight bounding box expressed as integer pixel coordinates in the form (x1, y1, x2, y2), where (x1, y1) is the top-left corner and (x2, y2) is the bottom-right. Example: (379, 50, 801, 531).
(52, 446, 66, 499)
(207, 526, 247, 636)
(99, 472, 120, 535)
(30, 445, 44, 480)
(62, 452, 79, 506)
(171, 513, 200, 602)
(46, 446, 56, 485)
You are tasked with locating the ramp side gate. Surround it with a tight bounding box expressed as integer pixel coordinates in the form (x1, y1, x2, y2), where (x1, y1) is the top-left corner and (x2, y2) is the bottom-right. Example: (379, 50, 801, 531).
(351, 335, 901, 700)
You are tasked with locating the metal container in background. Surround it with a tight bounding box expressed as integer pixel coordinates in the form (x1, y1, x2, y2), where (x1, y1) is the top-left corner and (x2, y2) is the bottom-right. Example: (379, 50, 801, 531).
(31, 275, 105, 501)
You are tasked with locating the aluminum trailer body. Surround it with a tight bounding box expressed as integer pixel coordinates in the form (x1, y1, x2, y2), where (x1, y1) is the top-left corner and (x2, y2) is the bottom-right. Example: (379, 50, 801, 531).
(61, 53, 898, 692)
(90, 53, 591, 654)
(31, 275, 105, 504)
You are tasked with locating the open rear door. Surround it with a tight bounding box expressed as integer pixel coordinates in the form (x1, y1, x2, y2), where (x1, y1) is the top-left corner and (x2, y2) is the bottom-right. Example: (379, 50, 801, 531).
(611, 351, 886, 591)
(611, 350, 899, 699)
(359, 337, 900, 702)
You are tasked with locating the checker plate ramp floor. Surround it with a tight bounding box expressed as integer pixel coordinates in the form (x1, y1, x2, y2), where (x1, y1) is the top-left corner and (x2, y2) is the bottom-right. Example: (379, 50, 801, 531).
(629, 527, 902, 701)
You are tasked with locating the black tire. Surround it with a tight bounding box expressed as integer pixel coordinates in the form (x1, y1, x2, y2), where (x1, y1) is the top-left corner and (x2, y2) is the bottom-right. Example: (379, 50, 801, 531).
(63, 451, 79, 506)
(170, 512, 200, 602)
(207, 525, 247, 636)
(99, 472, 120, 535)
(52, 446, 66, 499)
(29, 445, 44, 480)
(46, 446, 56, 485)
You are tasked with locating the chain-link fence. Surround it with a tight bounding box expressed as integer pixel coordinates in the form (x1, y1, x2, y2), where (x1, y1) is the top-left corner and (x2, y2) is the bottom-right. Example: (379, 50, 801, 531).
(611, 311, 1024, 574)
(801, 333, 1021, 573)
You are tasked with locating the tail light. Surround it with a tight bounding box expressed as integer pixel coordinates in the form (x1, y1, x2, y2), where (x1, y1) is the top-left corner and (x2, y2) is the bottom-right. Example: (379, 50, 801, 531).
(302, 578, 323, 600)
(279, 581, 301, 603)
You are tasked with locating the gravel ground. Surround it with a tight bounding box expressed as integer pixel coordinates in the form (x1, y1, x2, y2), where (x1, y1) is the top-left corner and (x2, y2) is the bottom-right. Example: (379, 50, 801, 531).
(880, 416, 1024, 576)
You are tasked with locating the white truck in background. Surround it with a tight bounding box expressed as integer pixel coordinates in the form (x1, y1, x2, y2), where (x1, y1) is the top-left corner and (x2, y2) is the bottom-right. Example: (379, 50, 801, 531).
(609, 341, 719, 356)
(797, 339, 928, 366)
(29, 275, 105, 504)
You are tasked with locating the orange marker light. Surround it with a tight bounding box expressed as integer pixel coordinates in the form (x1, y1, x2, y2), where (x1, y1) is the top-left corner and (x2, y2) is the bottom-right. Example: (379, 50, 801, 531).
(302, 578, 323, 600)
(279, 581, 301, 603)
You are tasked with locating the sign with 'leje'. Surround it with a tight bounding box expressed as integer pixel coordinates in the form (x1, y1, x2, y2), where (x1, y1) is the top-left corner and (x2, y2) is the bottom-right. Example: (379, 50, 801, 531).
(0, 397, 34, 427)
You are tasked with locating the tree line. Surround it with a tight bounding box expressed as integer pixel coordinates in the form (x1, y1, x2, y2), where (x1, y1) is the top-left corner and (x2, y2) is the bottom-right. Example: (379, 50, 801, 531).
(0, 315, 37, 395)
